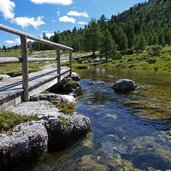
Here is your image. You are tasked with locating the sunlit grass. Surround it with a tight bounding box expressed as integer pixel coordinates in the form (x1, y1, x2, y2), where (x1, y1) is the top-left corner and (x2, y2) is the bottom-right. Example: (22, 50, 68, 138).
(0, 62, 48, 76)
(0, 111, 38, 133)
(56, 102, 76, 114)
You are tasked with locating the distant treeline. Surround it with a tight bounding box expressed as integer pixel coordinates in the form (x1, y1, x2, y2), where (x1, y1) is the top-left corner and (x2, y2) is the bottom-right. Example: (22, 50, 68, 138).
(2, 0, 171, 60)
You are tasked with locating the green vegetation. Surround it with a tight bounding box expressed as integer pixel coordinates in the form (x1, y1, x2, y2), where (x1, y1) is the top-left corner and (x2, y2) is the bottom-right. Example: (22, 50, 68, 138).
(57, 102, 76, 114)
(0, 111, 38, 133)
(100, 45, 171, 73)
(29, 0, 170, 59)
(58, 116, 69, 126)
(0, 62, 47, 76)
(0, 49, 21, 57)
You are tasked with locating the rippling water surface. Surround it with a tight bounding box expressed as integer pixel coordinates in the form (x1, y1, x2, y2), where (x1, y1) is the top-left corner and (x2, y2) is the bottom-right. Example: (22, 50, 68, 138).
(25, 66, 171, 171)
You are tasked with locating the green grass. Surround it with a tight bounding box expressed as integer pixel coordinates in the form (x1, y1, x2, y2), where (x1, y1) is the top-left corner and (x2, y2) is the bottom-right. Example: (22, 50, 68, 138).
(0, 111, 38, 133)
(58, 116, 69, 126)
(0, 62, 48, 76)
(57, 102, 76, 114)
(1, 46, 171, 75)
(0, 49, 21, 57)
(98, 45, 171, 73)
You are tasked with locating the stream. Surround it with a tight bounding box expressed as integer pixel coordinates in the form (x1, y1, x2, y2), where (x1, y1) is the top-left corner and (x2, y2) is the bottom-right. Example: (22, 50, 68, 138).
(19, 66, 171, 170)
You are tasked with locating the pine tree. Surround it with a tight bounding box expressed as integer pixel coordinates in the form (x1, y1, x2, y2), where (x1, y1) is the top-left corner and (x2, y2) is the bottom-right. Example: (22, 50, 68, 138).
(84, 19, 100, 56)
(100, 28, 117, 62)
(134, 34, 147, 51)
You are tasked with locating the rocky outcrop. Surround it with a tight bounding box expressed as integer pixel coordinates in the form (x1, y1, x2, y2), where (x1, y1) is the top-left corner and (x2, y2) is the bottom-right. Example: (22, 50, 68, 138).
(0, 101, 91, 166)
(0, 73, 91, 168)
(30, 93, 75, 103)
(48, 112, 91, 150)
(71, 72, 80, 81)
(112, 79, 137, 93)
(0, 121, 48, 168)
(49, 77, 81, 96)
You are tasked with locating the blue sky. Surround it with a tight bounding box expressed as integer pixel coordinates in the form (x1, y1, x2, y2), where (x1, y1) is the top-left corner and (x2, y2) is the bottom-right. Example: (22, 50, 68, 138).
(0, 0, 145, 47)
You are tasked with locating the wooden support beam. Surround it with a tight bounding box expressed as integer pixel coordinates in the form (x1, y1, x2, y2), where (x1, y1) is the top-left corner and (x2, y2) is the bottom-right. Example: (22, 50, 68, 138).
(56, 47, 61, 82)
(20, 35, 29, 102)
(69, 50, 72, 76)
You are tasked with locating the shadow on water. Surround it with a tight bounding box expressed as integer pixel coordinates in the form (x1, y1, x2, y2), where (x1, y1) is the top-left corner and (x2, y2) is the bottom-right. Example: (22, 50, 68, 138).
(18, 66, 171, 171)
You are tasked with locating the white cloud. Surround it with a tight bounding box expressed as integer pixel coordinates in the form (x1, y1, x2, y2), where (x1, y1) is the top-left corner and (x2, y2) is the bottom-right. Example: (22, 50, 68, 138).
(12, 16, 45, 29)
(43, 31, 53, 37)
(0, 0, 15, 19)
(59, 16, 75, 23)
(67, 11, 89, 18)
(5, 38, 20, 45)
(30, 0, 72, 5)
(77, 21, 87, 25)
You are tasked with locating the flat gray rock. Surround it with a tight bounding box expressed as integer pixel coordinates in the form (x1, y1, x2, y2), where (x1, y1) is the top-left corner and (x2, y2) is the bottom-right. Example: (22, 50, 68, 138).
(11, 101, 60, 119)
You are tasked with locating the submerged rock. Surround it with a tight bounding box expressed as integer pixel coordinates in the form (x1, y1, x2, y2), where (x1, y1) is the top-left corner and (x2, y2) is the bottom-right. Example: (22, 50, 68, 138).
(79, 155, 107, 171)
(0, 121, 48, 168)
(112, 79, 137, 93)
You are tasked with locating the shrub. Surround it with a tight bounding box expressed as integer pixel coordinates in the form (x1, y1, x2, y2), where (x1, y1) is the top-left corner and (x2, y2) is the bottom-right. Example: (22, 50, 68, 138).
(153, 66, 159, 72)
(147, 45, 162, 56)
(146, 58, 157, 64)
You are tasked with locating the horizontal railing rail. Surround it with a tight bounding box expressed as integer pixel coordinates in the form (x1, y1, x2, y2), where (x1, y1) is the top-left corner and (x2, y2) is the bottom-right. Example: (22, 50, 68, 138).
(0, 24, 73, 50)
(0, 24, 73, 102)
(0, 57, 56, 64)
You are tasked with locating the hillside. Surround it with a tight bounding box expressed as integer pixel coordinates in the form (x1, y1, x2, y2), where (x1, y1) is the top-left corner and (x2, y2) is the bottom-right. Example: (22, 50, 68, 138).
(31, 0, 171, 57)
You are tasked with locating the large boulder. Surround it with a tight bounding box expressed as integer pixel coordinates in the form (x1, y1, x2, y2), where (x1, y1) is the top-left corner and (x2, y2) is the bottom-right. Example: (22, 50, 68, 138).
(112, 79, 136, 93)
(11, 101, 91, 150)
(48, 112, 91, 150)
(0, 121, 48, 168)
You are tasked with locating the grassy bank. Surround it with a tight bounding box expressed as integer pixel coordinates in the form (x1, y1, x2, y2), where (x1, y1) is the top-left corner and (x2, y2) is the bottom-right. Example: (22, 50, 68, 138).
(72, 46, 171, 73)
(0, 62, 48, 76)
(0, 46, 171, 75)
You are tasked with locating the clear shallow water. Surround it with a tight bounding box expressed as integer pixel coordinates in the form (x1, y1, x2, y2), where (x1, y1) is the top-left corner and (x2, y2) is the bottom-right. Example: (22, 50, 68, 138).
(22, 66, 171, 171)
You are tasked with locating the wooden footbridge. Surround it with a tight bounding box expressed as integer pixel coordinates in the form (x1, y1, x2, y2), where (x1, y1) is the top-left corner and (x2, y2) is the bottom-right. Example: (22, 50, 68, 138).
(0, 24, 73, 112)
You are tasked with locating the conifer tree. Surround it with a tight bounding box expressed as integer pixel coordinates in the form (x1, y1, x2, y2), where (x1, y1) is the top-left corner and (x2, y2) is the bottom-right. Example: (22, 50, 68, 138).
(100, 28, 117, 62)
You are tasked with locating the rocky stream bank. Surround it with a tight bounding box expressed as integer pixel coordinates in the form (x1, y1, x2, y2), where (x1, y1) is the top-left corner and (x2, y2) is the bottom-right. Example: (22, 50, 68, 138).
(0, 73, 91, 169)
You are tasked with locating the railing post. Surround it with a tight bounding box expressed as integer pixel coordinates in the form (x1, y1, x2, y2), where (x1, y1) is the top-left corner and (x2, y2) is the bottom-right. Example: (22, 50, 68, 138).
(20, 35, 29, 102)
(69, 50, 72, 76)
(56, 47, 61, 82)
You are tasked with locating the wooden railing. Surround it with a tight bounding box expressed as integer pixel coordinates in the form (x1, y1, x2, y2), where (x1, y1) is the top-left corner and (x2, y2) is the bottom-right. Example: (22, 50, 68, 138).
(0, 24, 73, 102)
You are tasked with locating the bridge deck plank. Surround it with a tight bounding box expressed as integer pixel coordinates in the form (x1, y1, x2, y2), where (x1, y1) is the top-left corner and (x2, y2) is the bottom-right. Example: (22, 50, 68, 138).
(0, 67, 70, 110)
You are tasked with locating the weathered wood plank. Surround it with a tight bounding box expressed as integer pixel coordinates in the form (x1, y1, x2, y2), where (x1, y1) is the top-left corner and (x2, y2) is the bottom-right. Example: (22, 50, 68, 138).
(0, 24, 73, 50)
(20, 35, 29, 102)
(0, 67, 71, 111)
(56, 47, 61, 82)
(69, 50, 72, 76)
(0, 57, 56, 64)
